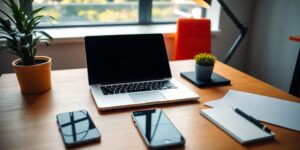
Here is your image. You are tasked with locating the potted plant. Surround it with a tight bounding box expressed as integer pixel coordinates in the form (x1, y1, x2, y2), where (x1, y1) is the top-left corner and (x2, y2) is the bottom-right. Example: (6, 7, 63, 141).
(0, 0, 53, 94)
(194, 53, 216, 80)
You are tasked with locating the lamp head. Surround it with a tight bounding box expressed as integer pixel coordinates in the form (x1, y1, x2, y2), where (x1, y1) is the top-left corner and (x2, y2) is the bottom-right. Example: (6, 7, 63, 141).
(193, 0, 212, 8)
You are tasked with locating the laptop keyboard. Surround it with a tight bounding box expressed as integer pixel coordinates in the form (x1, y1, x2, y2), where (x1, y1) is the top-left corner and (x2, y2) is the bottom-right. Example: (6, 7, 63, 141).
(100, 80, 177, 95)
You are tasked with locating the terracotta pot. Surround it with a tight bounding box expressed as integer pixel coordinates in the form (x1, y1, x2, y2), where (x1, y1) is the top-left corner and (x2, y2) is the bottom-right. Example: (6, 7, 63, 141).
(12, 56, 52, 94)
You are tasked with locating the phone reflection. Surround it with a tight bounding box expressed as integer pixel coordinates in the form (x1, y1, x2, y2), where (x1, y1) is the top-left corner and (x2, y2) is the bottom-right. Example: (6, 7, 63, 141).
(134, 109, 184, 146)
(57, 110, 100, 144)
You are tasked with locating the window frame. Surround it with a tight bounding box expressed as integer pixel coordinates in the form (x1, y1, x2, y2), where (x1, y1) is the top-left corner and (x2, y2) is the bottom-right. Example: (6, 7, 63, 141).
(33, 0, 206, 29)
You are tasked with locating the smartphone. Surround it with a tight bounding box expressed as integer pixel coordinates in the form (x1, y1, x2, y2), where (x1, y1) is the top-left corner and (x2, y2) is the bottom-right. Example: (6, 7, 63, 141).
(56, 110, 101, 147)
(132, 109, 185, 149)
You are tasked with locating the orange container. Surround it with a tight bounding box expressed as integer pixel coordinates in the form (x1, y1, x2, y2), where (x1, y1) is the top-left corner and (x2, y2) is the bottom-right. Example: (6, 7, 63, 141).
(12, 56, 52, 94)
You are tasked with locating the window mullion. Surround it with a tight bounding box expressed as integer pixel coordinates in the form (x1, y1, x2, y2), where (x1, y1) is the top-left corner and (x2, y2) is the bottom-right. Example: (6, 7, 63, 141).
(139, 0, 152, 25)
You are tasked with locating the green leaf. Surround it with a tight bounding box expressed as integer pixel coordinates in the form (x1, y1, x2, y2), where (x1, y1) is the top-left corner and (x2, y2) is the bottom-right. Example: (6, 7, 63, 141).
(27, 7, 45, 19)
(48, 16, 56, 21)
(35, 30, 53, 41)
(8, 0, 26, 32)
(0, 36, 13, 41)
(1, 0, 53, 63)
(195, 53, 216, 66)
(32, 36, 41, 47)
(0, 31, 11, 37)
(0, 18, 13, 31)
(0, 9, 16, 25)
(44, 41, 50, 46)
(26, 15, 43, 30)
(7, 0, 20, 17)
(16, 32, 26, 38)
(32, 47, 37, 56)
(19, 0, 32, 16)
(5, 39, 23, 58)
(14, 49, 24, 59)
(3, 0, 12, 8)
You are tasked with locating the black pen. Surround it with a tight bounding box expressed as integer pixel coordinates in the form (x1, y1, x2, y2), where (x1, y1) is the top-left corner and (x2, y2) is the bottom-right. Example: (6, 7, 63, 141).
(232, 106, 273, 134)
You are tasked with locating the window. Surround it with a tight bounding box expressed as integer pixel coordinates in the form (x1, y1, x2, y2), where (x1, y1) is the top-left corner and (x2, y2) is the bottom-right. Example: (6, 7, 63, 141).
(152, 0, 205, 22)
(33, 0, 205, 27)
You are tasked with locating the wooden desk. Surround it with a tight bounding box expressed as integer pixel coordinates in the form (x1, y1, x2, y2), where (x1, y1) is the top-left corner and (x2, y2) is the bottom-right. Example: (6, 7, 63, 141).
(0, 60, 299, 150)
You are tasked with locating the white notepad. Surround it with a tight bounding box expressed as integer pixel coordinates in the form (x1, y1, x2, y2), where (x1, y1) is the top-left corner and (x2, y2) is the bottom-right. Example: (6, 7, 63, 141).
(204, 90, 300, 131)
(200, 107, 275, 144)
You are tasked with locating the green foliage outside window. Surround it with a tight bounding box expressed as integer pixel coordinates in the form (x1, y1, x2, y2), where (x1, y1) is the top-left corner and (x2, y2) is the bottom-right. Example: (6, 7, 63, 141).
(34, 0, 139, 24)
(33, 0, 199, 25)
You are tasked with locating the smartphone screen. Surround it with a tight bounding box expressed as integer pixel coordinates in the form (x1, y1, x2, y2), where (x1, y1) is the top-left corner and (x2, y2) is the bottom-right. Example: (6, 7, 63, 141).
(56, 110, 101, 147)
(132, 109, 185, 149)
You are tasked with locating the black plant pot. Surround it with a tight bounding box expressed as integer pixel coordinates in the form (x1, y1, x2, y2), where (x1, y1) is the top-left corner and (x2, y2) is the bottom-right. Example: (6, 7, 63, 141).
(195, 64, 214, 80)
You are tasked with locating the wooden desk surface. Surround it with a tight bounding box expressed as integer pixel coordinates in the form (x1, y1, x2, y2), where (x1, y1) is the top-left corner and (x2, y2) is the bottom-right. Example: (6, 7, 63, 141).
(0, 60, 299, 150)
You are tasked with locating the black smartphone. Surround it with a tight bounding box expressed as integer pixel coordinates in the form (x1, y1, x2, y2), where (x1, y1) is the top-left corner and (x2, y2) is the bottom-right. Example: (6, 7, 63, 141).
(132, 109, 185, 149)
(56, 110, 101, 147)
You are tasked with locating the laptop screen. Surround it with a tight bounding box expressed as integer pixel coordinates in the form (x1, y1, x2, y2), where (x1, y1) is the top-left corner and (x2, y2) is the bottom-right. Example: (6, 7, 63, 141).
(84, 34, 172, 85)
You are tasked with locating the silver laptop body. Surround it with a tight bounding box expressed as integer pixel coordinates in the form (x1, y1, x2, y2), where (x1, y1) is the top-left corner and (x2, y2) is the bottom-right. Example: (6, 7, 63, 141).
(84, 34, 199, 110)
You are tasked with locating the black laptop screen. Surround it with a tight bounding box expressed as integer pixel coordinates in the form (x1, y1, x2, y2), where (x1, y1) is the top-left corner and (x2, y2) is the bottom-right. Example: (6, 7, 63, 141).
(84, 34, 172, 85)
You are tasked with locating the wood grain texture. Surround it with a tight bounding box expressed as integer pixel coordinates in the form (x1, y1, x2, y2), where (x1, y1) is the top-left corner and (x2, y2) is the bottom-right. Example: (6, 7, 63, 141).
(0, 60, 299, 150)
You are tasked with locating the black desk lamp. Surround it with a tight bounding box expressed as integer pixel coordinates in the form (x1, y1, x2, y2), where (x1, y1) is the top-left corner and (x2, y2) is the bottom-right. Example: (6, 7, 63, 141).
(194, 0, 248, 63)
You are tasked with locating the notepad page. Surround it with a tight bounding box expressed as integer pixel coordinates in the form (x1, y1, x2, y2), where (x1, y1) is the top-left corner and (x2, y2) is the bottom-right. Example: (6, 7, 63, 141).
(205, 90, 300, 131)
(201, 108, 275, 144)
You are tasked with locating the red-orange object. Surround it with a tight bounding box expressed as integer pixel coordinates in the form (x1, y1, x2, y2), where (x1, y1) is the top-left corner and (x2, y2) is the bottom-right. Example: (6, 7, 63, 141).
(173, 18, 211, 60)
(289, 36, 300, 42)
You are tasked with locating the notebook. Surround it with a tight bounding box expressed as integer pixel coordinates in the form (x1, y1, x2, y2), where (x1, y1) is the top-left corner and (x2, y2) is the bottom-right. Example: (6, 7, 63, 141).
(204, 90, 300, 131)
(200, 107, 275, 144)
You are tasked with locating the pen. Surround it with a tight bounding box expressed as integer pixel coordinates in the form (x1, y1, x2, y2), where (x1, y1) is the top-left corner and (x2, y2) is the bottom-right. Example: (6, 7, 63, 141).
(232, 106, 272, 134)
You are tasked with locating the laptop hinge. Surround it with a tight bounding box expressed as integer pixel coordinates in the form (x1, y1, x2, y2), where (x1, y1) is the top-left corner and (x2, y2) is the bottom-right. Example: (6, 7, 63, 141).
(97, 78, 172, 86)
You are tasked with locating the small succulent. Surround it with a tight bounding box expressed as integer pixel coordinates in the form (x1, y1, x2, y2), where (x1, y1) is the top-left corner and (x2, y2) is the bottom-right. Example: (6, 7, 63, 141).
(195, 53, 216, 66)
(0, 0, 53, 66)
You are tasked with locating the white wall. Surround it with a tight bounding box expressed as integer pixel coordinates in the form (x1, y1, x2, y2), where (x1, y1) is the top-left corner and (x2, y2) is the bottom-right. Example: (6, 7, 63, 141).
(0, 0, 254, 75)
(246, 0, 300, 92)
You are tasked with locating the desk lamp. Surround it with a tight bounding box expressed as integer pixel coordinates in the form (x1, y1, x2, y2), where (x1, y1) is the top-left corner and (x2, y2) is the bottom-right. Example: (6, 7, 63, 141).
(194, 0, 248, 63)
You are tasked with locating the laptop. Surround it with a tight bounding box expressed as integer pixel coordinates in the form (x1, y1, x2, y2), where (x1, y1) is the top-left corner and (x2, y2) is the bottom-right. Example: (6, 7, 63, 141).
(84, 34, 199, 110)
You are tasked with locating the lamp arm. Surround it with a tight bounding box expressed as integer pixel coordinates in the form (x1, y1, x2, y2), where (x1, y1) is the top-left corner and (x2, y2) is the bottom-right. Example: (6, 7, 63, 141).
(218, 0, 248, 63)
(224, 33, 246, 63)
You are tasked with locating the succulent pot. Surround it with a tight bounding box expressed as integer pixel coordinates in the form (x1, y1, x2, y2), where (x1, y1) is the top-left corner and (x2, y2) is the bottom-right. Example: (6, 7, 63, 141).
(12, 56, 52, 94)
(195, 64, 214, 80)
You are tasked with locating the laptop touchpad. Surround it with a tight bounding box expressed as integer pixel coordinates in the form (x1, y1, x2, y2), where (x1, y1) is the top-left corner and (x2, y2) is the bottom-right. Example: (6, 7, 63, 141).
(130, 92, 165, 103)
